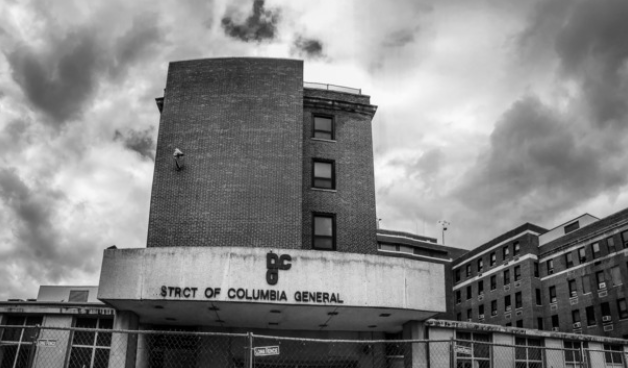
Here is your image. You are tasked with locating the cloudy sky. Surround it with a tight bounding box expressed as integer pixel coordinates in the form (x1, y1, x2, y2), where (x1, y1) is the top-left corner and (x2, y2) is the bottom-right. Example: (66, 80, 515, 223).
(1, 0, 628, 299)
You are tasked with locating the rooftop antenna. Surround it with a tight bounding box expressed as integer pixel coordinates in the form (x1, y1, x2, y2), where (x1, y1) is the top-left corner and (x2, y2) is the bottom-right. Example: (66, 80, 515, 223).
(438, 220, 450, 245)
(377, 218, 382, 229)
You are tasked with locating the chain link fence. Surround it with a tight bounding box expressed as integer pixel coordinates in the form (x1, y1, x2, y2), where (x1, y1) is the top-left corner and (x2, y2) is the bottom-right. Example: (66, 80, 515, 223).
(1, 324, 627, 368)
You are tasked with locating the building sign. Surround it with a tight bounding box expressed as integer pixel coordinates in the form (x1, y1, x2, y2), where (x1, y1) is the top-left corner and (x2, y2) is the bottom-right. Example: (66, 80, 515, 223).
(266, 252, 291, 285)
(254, 346, 280, 357)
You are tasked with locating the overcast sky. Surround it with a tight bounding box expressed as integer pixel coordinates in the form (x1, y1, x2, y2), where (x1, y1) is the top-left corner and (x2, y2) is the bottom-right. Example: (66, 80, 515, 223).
(1, 0, 627, 300)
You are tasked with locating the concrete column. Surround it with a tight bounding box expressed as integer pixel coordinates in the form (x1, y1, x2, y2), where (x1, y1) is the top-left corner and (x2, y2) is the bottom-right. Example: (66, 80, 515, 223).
(109, 311, 139, 368)
(402, 321, 427, 368)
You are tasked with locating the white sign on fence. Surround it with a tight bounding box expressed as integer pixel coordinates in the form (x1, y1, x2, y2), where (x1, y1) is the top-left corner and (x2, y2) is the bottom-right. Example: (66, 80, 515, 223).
(37, 340, 57, 347)
(454, 345, 471, 355)
(254, 346, 280, 357)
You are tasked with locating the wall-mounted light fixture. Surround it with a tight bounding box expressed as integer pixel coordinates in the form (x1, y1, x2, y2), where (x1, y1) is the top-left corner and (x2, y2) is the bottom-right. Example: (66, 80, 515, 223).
(173, 148, 185, 170)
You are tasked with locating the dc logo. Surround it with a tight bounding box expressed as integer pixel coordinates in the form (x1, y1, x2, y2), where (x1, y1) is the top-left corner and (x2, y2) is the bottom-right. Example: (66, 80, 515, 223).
(266, 252, 291, 285)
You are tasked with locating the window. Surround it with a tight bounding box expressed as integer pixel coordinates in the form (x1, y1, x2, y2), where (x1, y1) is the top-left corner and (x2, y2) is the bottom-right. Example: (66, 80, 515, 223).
(455, 290, 461, 304)
(457, 312, 462, 321)
(455, 269, 461, 283)
(514, 241, 521, 256)
(547, 259, 554, 275)
(515, 292, 522, 309)
(617, 299, 628, 319)
(572, 309, 581, 324)
(601, 302, 611, 321)
(565, 252, 574, 268)
(611, 266, 622, 286)
(564, 341, 587, 368)
(466, 285, 472, 300)
(477, 258, 483, 273)
(467, 309, 472, 320)
(478, 280, 484, 295)
(596, 270, 606, 289)
(490, 275, 497, 290)
(586, 306, 596, 326)
(582, 275, 591, 294)
(504, 269, 510, 284)
(69, 317, 113, 368)
(313, 116, 333, 140)
(577, 247, 586, 263)
(535, 288, 542, 305)
(466, 264, 471, 277)
(551, 315, 559, 329)
(478, 304, 484, 318)
(591, 242, 600, 259)
(515, 337, 542, 368)
(537, 318, 544, 330)
(312, 160, 335, 189)
(534, 262, 539, 277)
(549, 286, 557, 303)
(564, 221, 580, 233)
(0, 315, 43, 368)
(516, 320, 523, 327)
(69, 289, 89, 302)
(607, 237, 616, 253)
(490, 252, 496, 266)
(622, 230, 628, 248)
(604, 344, 624, 367)
(568, 279, 577, 297)
(313, 213, 335, 250)
(503, 246, 510, 259)
(491, 300, 497, 316)
(505, 295, 512, 311)
(456, 332, 490, 367)
(514, 266, 521, 281)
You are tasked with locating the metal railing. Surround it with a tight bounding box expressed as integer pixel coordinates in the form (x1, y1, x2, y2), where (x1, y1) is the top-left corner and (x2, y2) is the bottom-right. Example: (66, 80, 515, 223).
(304, 82, 362, 95)
(1, 325, 626, 368)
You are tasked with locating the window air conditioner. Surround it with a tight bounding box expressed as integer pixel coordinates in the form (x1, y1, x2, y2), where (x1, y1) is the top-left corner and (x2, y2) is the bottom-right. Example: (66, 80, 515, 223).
(479, 314, 485, 320)
(467, 319, 473, 322)
(478, 295, 484, 301)
(549, 269, 554, 274)
(550, 298, 557, 303)
(570, 291, 577, 298)
(552, 327, 560, 331)
(602, 315, 612, 322)
(573, 322, 581, 328)
(599, 282, 607, 289)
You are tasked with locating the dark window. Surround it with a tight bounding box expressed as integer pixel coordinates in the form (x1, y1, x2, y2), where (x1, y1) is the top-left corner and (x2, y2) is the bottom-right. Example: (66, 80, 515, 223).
(491, 300, 497, 316)
(607, 237, 616, 253)
(535, 288, 542, 305)
(457, 312, 462, 321)
(617, 299, 628, 319)
(477, 258, 483, 273)
(455, 290, 461, 304)
(549, 286, 557, 303)
(572, 309, 581, 323)
(547, 259, 554, 274)
(601, 302, 611, 320)
(565, 252, 574, 268)
(313, 213, 335, 250)
(604, 344, 624, 365)
(537, 318, 544, 330)
(591, 242, 600, 259)
(564, 221, 580, 233)
(69, 290, 89, 302)
(478, 304, 484, 317)
(565, 341, 587, 366)
(312, 160, 335, 189)
(515, 292, 522, 309)
(577, 247, 586, 263)
(622, 230, 628, 248)
(466, 285, 472, 300)
(514, 266, 521, 281)
(568, 279, 577, 297)
(533, 262, 539, 277)
(582, 275, 591, 294)
(505, 295, 511, 311)
(551, 315, 559, 329)
(478, 280, 484, 295)
(504, 269, 510, 284)
(490, 275, 497, 290)
(596, 271, 606, 289)
(515, 320, 522, 327)
(513, 241, 520, 256)
(456, 332, 490, 366)
(69, 317, 113, 368)
(515, 337, 542, 366)
(611, 266, 622, 286)
(467, 309, 472, 320)
(313, 116, 333, 140)
(503, 246, 509, 259)
(466, 264, 471, 277)
(0, 315, 44, 368)
(586, 306, 596, 326)
(455, 269, 461, 283)
(490, 252, 496, 266)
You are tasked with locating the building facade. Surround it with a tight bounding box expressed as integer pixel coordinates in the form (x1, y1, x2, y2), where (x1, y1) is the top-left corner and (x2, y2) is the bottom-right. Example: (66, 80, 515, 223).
(452, 207, 628, 340)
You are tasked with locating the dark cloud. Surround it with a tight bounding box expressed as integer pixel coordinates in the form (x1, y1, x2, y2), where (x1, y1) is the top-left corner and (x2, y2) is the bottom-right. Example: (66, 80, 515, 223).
(114, 128, 156, 161)
(221, 0, 280, 42)
(291, 36, 324, 59)
(453, 96, 627, 218)
(5, 14, 163, 126)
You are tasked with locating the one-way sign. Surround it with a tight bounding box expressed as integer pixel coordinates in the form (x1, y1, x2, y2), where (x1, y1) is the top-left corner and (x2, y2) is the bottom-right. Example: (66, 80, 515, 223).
(254, 346, 280, 357)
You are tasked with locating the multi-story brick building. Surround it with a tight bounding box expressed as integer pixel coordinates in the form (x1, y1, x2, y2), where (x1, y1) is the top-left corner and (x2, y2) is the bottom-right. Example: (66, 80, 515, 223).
(452, 207, 628, 339)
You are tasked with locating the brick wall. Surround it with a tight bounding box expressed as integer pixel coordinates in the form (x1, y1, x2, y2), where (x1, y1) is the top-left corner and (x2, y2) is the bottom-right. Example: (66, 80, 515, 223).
(147, 58, 304, 249)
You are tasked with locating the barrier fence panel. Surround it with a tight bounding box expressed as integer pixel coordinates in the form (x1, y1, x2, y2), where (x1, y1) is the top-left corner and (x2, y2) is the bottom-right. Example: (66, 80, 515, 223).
(2, 324, 628, 368)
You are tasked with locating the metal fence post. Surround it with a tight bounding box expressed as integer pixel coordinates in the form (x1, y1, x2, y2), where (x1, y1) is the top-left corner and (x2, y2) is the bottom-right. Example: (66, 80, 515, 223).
(580, 342, 587, 368)
(450, 337, 455, 368)
(248, 332, 253, 368)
